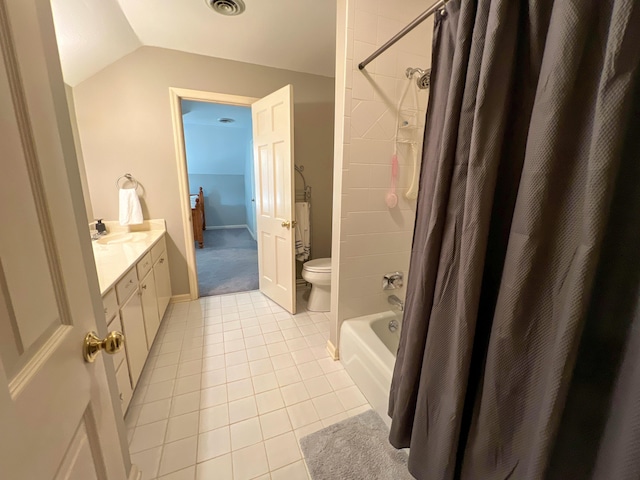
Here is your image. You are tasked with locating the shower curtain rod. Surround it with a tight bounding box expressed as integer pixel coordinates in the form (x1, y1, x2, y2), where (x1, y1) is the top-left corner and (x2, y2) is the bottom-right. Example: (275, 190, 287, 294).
(358, 0, 446, 70)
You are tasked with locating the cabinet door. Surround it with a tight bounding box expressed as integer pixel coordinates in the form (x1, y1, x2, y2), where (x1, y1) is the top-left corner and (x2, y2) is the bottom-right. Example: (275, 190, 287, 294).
(140, 270, 160, 350)
(115, 362, 133, 414)
(120, 290, 148, 386)
(154, 251, 171, 319)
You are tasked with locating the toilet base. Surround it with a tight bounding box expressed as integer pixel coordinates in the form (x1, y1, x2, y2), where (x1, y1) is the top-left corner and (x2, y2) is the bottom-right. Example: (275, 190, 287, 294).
(307, 284, 331, 312)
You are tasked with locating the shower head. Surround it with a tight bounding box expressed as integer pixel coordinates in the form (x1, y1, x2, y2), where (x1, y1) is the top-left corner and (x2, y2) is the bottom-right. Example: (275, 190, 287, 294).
(406, 67, 431, 89)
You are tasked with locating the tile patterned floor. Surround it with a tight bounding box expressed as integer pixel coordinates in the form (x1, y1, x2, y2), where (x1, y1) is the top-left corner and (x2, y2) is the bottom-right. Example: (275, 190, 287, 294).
(124, 290, 371, 480)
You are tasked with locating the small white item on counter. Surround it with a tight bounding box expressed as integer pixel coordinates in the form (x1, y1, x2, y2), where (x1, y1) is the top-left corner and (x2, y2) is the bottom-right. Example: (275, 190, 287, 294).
(119, 188, 143, 225)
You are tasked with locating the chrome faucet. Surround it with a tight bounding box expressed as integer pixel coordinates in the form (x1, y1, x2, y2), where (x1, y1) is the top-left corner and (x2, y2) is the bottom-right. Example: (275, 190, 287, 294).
(91, 230, 107, 241)
(388, 295, 404, 312)
(383, 272, 404, 290)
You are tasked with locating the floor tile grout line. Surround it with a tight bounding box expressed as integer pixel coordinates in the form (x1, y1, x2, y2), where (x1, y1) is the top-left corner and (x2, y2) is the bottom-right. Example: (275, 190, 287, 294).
(127, 290, 367, 480)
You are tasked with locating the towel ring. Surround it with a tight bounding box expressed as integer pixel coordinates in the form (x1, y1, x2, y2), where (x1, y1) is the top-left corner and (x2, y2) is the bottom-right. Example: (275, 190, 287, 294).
(116, 173, 139, 190)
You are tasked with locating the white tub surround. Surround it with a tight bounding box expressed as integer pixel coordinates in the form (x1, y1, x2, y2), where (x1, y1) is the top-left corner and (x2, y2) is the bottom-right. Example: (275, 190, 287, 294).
(340, 311, 401, 425)
(91, 219, 171, 414)
(329, 0, 432, 351)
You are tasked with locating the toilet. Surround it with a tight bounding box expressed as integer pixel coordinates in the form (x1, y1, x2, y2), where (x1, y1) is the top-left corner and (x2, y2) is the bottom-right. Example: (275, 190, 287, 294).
(301, 258, 332, 312)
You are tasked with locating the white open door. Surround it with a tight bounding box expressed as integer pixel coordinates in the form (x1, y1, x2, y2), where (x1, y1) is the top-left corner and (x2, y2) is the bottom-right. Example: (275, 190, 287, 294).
(0, 0, 130, 478)
(252, 85, 296, 314)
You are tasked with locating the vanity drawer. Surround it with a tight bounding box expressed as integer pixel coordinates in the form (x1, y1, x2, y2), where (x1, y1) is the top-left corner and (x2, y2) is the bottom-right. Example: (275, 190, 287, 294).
(102, 288, 118, 322)
(107, 314, 126, 371)
(116, 267, 138, 304)
(151, 235, 166, 263)
(137, 252, 153, 280)
(115, 361, 133, 414)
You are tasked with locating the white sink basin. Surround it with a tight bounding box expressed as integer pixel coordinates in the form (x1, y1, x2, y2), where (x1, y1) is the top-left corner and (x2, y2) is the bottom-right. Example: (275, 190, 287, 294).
(96, 233, 136, 245)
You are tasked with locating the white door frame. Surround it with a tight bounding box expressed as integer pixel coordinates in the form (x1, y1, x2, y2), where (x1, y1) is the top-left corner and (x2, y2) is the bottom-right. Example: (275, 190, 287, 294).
(169, 88, 259, 300)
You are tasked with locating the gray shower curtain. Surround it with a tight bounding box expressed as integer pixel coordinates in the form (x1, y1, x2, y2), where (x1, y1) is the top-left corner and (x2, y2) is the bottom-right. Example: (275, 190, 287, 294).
(388, 1, 640, 479)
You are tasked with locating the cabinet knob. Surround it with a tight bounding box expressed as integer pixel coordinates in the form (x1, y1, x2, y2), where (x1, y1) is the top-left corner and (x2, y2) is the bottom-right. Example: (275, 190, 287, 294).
(83, 331, 125, 363)
(119, 393, 124, 401)
(159, 258, 165, 264)
(142, 284, 147, 290)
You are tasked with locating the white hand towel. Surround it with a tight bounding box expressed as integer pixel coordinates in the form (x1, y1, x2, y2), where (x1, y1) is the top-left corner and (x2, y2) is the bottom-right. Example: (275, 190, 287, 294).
(295, 202, 311, 262)
(119, 188, 143, 225)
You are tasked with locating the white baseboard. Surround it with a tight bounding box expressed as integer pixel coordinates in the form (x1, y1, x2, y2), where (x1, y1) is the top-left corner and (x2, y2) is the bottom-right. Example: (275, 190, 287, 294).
(206, 225, 247, 230)
(326, 340, 339, 360)
(207, 224, 257, 241)
(170, 294, 191, 303)
(128, 465, 142, 480)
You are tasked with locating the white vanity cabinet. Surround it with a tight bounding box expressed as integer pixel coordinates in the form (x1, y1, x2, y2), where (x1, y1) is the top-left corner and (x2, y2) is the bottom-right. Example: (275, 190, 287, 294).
(102, 288, 133, 413)
(152, 237, 171, 319)
(139, 268, 160, 350)
(110, 315, 133, 413)
(96, 230, 171, 415)
(118, 278, 148, 387)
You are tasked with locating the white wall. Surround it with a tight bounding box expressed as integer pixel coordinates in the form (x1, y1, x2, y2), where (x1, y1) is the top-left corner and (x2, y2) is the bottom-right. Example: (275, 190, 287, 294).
(64, 84, 93, 223)
(330, 0, 433, 349)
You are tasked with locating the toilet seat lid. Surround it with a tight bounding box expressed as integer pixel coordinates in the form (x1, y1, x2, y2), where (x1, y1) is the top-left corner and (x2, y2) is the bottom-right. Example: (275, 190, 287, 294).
(303, 258, 331, 273)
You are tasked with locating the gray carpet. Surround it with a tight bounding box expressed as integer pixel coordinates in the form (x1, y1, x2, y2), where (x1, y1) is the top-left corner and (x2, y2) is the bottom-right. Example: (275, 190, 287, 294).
(195, 228, 259, 297)
(300, 410, 413, 480)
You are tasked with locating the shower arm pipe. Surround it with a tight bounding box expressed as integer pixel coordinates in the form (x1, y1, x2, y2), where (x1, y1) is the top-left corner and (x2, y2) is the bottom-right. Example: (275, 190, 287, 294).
(358, 0, 446, 71)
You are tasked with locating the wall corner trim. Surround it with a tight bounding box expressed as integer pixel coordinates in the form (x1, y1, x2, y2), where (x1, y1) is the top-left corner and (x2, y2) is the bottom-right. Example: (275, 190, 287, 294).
(326, 339, 339, 360)
(128, 464, 142, 480)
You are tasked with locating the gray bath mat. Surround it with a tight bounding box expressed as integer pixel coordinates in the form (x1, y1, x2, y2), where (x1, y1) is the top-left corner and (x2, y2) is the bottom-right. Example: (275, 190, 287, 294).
(299, 410, 413, 480)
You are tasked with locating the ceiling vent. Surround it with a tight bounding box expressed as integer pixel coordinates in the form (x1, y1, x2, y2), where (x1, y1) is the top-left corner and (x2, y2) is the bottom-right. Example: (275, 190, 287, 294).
(207, 0, 246, 16)
(218, 117, 235, 124)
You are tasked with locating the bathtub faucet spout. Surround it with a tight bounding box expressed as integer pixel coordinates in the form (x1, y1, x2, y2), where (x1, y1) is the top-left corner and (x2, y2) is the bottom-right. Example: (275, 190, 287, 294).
(388, 295, 404, 312)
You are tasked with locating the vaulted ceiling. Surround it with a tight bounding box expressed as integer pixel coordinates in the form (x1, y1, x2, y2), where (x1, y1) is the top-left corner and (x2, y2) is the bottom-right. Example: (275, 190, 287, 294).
(50, 0, 337, 86)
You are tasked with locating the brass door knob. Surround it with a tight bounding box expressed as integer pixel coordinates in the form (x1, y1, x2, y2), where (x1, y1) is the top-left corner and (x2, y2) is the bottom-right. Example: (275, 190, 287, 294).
(83, 331, 125, 363)
(281, 220, 297, 229)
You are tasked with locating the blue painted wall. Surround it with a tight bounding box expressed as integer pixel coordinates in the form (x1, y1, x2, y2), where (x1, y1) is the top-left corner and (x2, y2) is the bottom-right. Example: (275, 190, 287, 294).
(183, 123, 248, 175)
(188, 174, 246, 226)
(182, 101, 254, 228)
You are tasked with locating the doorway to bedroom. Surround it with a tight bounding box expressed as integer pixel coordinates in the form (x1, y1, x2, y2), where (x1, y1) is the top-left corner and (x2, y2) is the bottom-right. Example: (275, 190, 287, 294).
(181, 99, 258, 297)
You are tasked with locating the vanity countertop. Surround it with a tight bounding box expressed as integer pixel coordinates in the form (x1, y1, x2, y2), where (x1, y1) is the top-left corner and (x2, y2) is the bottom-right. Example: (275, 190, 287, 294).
(91, 220, 166, 295)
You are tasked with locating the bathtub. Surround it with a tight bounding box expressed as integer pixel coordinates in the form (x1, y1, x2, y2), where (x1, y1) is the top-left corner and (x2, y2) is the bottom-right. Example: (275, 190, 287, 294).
(339, 311, 401, 426)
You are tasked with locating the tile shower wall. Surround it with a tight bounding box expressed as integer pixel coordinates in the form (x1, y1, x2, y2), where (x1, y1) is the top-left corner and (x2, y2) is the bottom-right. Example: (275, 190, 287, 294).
(334, 0, 433, 335)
